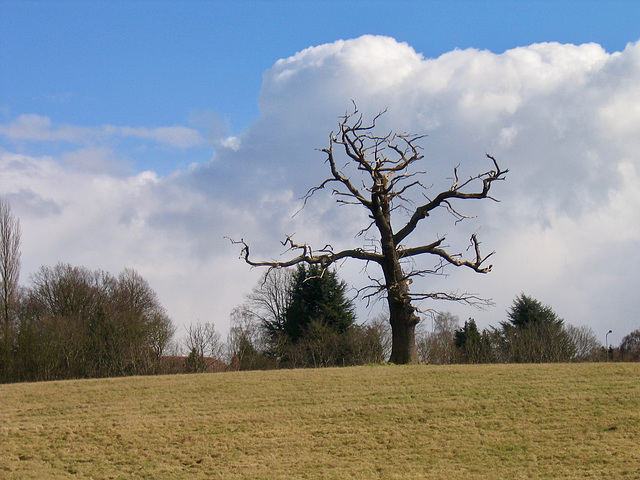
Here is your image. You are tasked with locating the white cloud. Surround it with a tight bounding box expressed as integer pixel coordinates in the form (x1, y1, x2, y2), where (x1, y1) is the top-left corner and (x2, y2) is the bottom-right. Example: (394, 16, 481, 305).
(0, 114, 206, 149)
(61, 147, 132, 175)
(0, 114, 93, 142)
(217, 136, 241, 151)
(2, 36, 640, 347)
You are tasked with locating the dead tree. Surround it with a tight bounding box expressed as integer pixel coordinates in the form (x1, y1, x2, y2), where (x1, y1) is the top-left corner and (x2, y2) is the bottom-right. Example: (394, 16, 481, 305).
(232, 106, 507, 364)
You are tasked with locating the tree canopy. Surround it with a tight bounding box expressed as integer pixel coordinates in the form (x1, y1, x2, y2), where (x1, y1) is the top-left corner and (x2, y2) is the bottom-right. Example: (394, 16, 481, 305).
(504, 293, 563, 329)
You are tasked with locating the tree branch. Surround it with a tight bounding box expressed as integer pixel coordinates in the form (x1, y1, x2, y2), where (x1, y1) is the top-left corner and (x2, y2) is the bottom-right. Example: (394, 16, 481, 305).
(228, 237, 384, 272)
(393, 155, 508, 245)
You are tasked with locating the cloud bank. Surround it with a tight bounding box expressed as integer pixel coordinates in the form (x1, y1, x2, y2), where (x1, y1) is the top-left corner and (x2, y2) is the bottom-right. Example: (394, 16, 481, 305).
(2, 35, 639, 345)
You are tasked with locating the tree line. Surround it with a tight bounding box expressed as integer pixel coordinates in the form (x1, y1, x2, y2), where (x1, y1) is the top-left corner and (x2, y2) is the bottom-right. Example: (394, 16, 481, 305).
(417, 295, 617, 364)
(224, 270, 640, 370)
(1, 262, 177, 382)
(0, 198, 178, 383)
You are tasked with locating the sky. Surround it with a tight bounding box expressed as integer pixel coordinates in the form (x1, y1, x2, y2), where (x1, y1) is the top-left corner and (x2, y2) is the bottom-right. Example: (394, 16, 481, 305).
(1, 0, 640, 348)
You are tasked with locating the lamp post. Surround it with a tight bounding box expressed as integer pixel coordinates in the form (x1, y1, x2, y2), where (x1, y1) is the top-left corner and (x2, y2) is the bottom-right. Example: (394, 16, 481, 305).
(606, 330, 612, 361)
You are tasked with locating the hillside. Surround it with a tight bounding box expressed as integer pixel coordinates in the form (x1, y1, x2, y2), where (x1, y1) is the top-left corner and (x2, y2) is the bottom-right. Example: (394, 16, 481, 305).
(2, 363, 639, 479)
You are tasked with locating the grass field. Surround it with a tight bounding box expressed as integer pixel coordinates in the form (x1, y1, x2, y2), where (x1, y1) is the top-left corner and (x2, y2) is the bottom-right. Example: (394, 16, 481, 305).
(1, 363, 639, 479)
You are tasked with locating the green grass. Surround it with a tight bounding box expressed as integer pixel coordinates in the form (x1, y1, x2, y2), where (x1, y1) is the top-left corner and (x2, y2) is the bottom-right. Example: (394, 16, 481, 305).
(1, 363, 639, 479)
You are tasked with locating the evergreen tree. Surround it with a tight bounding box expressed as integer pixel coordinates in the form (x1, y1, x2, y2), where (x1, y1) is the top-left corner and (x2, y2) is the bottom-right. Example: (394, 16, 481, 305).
(505, 293, 562, 329)
(282, 264, 356, 344)
(500, 293, 574, 363)
(454, 318, 493, 363)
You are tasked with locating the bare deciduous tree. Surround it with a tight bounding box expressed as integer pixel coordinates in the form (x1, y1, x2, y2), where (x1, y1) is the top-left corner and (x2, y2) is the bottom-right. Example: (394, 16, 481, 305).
(246, 269, 293, 340)
(565, 324, 601, 362)
(233, 107, 507, 363)
(416, 312, 460, 364)
(365, 314, 392, 362)
(0, 198, 21, 331)
(184, 321, 225, 372)
(619, 329, 640, 362)
(227, 306, 271, 370)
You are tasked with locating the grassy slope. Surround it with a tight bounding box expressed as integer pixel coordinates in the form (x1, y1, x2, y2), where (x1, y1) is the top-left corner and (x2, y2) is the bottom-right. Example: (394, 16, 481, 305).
(1, 363, 639, 479)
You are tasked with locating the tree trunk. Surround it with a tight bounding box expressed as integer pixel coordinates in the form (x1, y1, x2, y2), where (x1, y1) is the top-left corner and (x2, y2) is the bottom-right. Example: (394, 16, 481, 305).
(376, 203, 420, 364)
(388, 295, 420, 364)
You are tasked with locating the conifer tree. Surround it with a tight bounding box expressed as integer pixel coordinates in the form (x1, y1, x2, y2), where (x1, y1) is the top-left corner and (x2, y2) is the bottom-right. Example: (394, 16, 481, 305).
(500, 294, 573, 363)
(282, 264, 356, 343)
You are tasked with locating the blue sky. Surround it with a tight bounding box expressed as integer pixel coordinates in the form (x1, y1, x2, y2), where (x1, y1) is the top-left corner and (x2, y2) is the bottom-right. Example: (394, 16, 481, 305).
(3, 1, 639, 133)
(1, 1, 640, 347)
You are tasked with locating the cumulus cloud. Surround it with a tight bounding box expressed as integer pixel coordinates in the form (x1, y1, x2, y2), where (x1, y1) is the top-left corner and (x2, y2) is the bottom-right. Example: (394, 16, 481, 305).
(2, 35, 640, 345)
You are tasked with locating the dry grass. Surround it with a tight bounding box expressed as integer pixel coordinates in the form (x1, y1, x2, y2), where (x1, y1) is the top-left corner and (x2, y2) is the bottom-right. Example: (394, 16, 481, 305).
(1, 363, 639, 479)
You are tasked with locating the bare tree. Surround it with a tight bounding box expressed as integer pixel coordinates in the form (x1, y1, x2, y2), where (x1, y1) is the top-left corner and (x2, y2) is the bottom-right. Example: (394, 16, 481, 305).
(227, 305, 271, 370)
(365, 314, 392, 362)
(245, 268, 293, 340)
(233, 107, 506, 363)
(619, 329, 640, 362)
(416, 312, 460, 364)
(0, 198, 21, 331)
(184, 321, 225, 372)
(565, 324, 601, 362)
